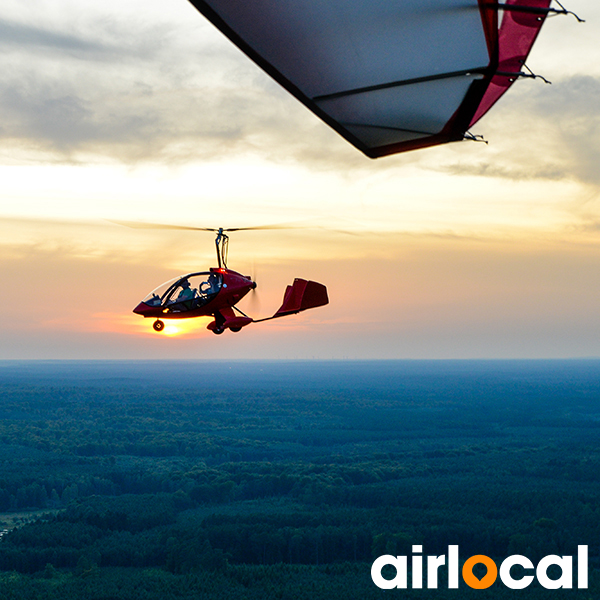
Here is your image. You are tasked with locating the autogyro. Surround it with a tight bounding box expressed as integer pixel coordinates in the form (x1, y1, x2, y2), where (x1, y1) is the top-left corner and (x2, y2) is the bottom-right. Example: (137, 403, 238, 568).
(130, 225, 328, 335)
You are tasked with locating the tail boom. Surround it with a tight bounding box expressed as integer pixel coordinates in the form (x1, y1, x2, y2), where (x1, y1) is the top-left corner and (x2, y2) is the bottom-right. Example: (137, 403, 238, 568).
(207, 279, 328, 332)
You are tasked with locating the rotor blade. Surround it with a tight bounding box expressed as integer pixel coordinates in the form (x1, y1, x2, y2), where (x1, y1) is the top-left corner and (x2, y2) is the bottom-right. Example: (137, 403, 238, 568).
(111, 220, 306, 232)
(109, 220, 218, 232)
(111, 219, 358, 234)
(225, 223, 303, 232)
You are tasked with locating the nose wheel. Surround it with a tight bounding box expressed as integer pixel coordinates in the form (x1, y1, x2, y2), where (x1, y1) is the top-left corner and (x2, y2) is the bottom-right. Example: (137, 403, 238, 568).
(153, 320, 165, 332)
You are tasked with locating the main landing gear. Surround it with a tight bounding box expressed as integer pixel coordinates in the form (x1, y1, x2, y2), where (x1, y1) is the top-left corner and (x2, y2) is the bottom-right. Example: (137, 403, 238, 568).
(153, 320, 165, 332)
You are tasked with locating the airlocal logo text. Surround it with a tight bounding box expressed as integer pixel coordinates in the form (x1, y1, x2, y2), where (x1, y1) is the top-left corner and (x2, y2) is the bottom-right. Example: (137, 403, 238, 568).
(372, 545, 588, 590)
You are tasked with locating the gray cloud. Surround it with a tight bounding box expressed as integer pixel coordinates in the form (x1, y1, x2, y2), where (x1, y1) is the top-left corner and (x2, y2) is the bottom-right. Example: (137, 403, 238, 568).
(0, 18, 105, 54)
(0, 10, 421, 170)
(0, 12, 254, 158)
(0, 14, 178, 63)
(2, 8, 596, 176)
(540, 75, 600, 186)
(440, 75, 600, 186)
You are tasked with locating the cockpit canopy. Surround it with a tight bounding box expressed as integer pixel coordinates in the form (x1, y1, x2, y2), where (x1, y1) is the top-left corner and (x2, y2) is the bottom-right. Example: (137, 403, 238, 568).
(142, 271, 223, 311)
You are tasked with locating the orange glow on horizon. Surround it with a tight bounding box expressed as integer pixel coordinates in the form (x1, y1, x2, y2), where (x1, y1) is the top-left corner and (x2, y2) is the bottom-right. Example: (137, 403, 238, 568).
(134, 317, 211, 337)
(159, 320, 205, 337)
(81, 313, 213, 338)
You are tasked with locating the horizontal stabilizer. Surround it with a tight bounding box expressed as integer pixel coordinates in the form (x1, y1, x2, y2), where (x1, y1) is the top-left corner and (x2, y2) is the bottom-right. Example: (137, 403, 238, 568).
(273, 279, 329, 318)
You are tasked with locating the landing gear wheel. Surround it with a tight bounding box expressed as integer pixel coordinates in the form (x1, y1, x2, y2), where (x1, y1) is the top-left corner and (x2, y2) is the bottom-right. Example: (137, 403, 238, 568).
(230, 327, 241, 333)
(153, 320, 165, 332)
(212, 327, 224, 335)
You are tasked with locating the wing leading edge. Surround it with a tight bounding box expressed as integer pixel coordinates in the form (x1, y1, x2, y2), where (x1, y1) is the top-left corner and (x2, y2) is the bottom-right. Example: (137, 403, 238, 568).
(188, 0, 552, 158)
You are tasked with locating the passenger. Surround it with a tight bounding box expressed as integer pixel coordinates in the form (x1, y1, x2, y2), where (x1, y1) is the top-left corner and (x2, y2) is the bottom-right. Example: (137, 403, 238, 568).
(177, 280, 195, 301)
(175, 280, 195, 310)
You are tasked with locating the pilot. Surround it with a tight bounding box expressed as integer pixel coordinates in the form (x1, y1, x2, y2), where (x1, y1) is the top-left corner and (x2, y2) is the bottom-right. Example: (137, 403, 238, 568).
(200, 273, 219, 295)
(206, 272, 219, 293)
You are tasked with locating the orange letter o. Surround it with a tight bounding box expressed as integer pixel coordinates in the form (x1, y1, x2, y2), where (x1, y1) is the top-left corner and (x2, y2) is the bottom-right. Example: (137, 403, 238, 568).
(462, 555, 498, 589)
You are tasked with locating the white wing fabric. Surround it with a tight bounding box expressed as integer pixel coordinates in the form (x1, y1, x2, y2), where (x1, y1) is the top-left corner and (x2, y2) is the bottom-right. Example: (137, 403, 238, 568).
(188, 0, 552, 158)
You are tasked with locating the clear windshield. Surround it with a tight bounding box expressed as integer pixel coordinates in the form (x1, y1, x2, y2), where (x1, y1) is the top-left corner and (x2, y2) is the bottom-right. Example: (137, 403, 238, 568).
(142, 275, 181, 306)
(142, 272, 222, 310)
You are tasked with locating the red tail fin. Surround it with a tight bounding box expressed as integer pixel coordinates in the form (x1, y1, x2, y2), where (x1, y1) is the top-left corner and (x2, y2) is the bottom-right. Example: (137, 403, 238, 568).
(273, 279, 328, 317)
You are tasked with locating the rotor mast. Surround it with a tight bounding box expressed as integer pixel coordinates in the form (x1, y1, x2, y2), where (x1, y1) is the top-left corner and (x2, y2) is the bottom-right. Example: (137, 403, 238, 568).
(215, 228, 229, 269)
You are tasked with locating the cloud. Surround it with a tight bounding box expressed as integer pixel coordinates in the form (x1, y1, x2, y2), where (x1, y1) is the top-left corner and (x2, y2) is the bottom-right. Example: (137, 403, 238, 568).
(0, 9, 237, 154)
(1, 2, 598, 178)
(0, 4, 433, 171)
(0, 18, 107, 54)
(439, 75, 600, 187)
(539, 75, 600, 186)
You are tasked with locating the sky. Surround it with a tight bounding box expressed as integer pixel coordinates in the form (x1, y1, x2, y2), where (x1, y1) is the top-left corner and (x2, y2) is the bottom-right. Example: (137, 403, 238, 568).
(1, 0, 600, 359)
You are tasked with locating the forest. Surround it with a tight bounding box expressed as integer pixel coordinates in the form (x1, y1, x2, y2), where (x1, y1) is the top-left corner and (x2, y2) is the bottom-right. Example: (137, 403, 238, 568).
(0, 359, 598, 598)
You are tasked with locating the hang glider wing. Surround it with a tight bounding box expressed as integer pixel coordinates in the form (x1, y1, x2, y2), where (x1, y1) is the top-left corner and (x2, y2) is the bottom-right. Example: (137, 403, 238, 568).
(187, 0, 553, 158)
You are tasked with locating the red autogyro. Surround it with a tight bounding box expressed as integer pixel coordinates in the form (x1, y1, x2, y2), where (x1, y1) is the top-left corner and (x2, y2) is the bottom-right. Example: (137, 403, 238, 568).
(129, 225, 328, 335)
